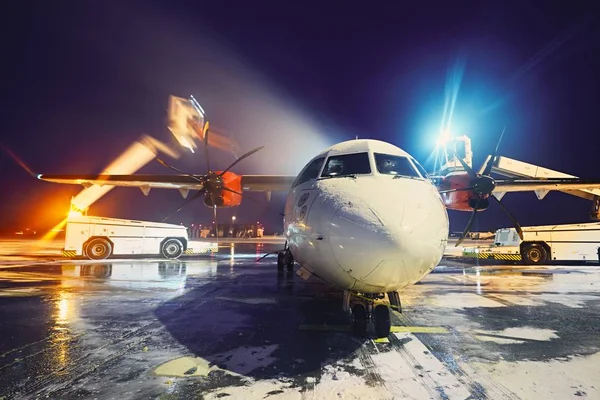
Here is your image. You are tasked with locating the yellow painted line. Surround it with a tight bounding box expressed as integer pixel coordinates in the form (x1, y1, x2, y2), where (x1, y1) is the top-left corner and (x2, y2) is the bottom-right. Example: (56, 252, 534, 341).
(373, 337, 390, 343)
(391, 326, 449, 334)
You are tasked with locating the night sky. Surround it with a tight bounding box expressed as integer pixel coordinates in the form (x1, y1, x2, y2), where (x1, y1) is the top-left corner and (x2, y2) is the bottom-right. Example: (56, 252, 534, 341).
(3, 1, 600, 234)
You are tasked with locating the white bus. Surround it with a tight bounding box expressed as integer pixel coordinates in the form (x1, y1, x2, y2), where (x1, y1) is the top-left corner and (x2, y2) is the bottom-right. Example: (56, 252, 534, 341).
(464, 223, 600, 265)
(495, 223, 600, 264)
(63, 215, 216, 260)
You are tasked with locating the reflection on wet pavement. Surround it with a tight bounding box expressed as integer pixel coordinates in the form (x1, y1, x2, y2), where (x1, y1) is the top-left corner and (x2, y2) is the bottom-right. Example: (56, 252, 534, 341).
(0, 243, 598, 399)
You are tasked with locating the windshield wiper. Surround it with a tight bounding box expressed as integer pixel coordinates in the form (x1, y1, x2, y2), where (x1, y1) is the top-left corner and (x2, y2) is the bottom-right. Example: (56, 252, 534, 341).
(319, 174, 358, 180)
(392, 175, 420, 180)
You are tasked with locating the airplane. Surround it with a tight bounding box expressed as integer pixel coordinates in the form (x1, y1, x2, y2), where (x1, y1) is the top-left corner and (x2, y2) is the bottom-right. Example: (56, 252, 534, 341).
(25, 97, 600, 338)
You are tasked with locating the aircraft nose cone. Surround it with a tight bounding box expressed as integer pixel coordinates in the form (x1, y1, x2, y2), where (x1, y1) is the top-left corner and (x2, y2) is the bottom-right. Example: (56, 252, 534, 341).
(327, 178, 448, 292)
(329, 211, 405, 289)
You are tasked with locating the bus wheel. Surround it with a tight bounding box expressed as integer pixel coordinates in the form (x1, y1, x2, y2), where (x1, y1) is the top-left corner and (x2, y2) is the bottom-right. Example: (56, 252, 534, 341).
(522, 243, 547, 265)
(161, 239, 183, 259)
(85, 238, 112, 260)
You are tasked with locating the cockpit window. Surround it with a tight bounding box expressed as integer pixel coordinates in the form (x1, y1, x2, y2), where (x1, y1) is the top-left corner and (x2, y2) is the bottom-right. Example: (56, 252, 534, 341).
(321, 152, 371, 177)
(410, 158, 430, 179)
(293, 157, 325, 187)
(374, 153, 421, 178)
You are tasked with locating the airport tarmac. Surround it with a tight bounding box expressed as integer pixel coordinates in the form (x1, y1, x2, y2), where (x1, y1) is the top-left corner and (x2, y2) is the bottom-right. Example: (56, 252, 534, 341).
(0, 236, 482, 259)
(0, 243, 599, 399)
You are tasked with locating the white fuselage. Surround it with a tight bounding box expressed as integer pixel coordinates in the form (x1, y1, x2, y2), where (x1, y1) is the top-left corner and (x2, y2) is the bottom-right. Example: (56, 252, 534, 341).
(283, 139, 449, 293)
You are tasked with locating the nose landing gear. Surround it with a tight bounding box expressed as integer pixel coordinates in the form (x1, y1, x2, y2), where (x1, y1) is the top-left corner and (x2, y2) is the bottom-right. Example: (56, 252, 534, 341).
(344, 290, 401, 338)
(277, 249, 294, 272)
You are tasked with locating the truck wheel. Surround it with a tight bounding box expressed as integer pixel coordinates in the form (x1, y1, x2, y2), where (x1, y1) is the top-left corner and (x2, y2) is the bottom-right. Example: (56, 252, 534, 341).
(522, 243, 548, 265)
(161, 239, 183, 259)
(85, 238, 112, 260)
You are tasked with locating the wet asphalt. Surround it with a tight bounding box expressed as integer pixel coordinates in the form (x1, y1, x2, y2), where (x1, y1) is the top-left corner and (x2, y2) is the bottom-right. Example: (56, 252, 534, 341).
(0, 243, 599, 399)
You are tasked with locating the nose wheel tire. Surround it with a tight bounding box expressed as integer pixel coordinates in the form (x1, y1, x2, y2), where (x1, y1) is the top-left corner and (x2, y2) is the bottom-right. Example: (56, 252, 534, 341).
(387, 291, 402, 313)
(345, 290, 399, 338)
(352, 304, 367, 337)
(374, 305, 391, 338)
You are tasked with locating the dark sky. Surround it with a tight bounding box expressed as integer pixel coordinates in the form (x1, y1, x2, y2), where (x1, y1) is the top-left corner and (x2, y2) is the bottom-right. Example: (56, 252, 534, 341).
(3, 0, 600, 234)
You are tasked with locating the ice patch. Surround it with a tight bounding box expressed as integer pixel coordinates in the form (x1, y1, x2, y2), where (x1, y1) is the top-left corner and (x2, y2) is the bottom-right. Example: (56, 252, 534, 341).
(538, 293, 598, 308)
(474, 327, 559, 344)
(474, 335, 525, 345)
(427, 293, 506, 309)
(462, 351, 600, 399)
(154, 345, 278, 378)
(154, 356, 239, 378)
(204, 380, 300, 400)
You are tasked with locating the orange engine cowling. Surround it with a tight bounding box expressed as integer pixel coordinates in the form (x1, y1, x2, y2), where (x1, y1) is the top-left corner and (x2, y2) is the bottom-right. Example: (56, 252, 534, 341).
(204, 171, 243, 208)
(438, 172, 489, 212)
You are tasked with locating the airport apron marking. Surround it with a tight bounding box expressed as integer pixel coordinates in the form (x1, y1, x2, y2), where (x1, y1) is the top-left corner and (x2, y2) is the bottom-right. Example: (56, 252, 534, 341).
(298, 324, 448, 333)
(463, 252, 522, 261)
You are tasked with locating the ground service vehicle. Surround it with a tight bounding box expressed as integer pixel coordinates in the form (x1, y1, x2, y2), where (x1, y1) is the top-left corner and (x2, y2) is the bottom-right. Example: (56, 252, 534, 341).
(62, 215, 213, 260)
(463, 223, 600, 264)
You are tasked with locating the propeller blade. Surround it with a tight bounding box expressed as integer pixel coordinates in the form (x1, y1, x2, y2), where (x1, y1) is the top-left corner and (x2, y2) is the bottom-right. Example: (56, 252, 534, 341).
(455, 197, 481, 247)
(489, 194, 524, 240)
(438, 186, 477, 194)
(156, 157, 205, 184)
(219, 186, 261, 203)
(210, 192, 218, 247)
(218, 146, 265, 177)
(222, 186, 243, 196)
(452, 145, 476, 180)
(481, 126, 506, 176)
(203, 121, 210, 173)
(162, 190, 205, 221)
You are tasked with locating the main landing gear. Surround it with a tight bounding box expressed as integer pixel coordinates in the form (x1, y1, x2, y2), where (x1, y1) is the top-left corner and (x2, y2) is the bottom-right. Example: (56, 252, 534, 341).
(344, 290, 402, 338)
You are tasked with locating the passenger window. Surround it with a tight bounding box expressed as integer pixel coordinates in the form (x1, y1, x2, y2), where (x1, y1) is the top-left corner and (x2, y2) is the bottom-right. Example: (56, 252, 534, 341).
(320, 152, 371, 177)
(293, 157, 325, 187)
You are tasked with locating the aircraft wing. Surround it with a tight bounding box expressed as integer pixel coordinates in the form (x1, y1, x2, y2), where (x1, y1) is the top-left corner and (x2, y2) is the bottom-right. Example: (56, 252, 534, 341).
(495, 178, 600, 193)
(241, 175, 295, 191)
(37, 174, 296, 192)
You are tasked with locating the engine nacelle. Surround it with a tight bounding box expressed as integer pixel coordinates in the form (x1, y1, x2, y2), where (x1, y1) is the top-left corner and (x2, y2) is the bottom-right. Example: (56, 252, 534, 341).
(203, 171, 243, 208)
(438, 172, 489, 212)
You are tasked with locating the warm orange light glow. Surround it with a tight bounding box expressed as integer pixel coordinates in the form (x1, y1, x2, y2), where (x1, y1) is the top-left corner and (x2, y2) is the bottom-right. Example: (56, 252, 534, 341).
(40, 218, 68, 242)
(68, 210, 83, 218)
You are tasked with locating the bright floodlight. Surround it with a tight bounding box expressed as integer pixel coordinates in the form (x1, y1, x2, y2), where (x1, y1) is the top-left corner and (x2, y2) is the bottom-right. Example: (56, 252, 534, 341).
(436, 129, 452, 146)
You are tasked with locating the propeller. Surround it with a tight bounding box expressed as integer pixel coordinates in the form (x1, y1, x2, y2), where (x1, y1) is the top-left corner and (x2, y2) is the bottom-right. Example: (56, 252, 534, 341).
(161, 190, 205, 222)
(448, 128, 524, 247)
(158, 113, 265, 246)
(203, 121, 210, 173)
(218, 145, 265, 177)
